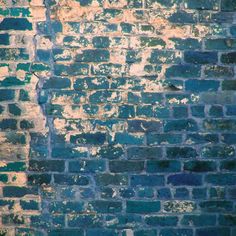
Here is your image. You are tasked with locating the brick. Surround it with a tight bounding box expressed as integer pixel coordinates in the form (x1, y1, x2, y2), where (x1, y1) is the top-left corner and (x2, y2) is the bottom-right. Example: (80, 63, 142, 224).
(167, 174, 202, 186)
(185, 79, 219, 92)
(0, 33, 9, 45)
(184, 51, 218, 64)
(221, 0, 236, 11)
(145, 216, 178, 226)
(95, 174, 128, 186)
(3, 186, 37, 197)
(185, 0, 219, 10)
(126, 201, 160, 213)
(199, 201, 233, 212)
(166, 65, 201, 78)
(167, 147, 198, 158)
(29, 160, 65, 172)
(206, 174, 236, 185)
(196, 228, 230, 236)
(127, 147, 162, 159)
(0, 90, 15, 101)
(89, 200, 122, 213)
(70, 133, 106, 145)
(221, 52, 236, 64)
(184, 161, 217, 172)
(69, 160, 106, 173)
(0, 48, 29, 60)
(109, 161, 144, 173)
(0, 18, 32, 30)
(147, 160, 181, 172)
(160, 229, 193, 236)
(54, 174, 89, 185)
(164, 119, 198, 132)
(181, 214, 216, 226)
(48, 229, 84, 236)
(149, 133, 182, 146)
(87, 229, 118, 236)
(76, 49, 110, 62)
(130, 175, 165, 186)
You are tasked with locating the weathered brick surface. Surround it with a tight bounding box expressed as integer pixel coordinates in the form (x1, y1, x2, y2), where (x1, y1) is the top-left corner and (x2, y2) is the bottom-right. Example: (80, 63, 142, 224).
(0, 0, 236, 235)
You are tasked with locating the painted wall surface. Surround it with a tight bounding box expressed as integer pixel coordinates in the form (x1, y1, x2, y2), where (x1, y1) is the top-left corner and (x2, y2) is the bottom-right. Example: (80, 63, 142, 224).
(0, 0, 236, 235)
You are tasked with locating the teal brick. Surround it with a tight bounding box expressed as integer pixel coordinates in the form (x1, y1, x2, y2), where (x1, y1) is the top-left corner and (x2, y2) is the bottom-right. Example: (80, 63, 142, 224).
(140, 37, 166, 48)
(167, 147, 198, 158)
(149, 50, 181, 64)
(48, 229, 84, 236)
(171, 38, 201, 50)
(134, 230, 157, 236)
(199, 200, 233, 212)
(54, 174, 89, 185)
(69, 160, 106, 173)
(164, 119, 198, 132)
(68, 214, 102, 227)
(87, 229, 118, 236)
(221, 52, 236, 64)
(126, 201, 160, 213)
(20, 200, 39, 210)
(147, 160, 181, 173)
(147, 133, 182, 145)
(146, 0, 181, 8)
(8, 104, 21, 116)
(205, 38, 236, 50)
(218, 214, 236, 226)
(0, 119, 17, 130)
(127, 147, 162, 159)
(131, 175, 165, 186)
(221, 0, 236, 11)
(89, 200, 122, 213)
(112, 133, 144, 145)
(181, 214, 216, 226)
(0, 33, 9, 45)
(184, 161, 217, 172)
(95, 174, 128, 186)
(43, 77, 71, 89)
(76, 49, 110, 62)
(168, 11, 197, 23)
(0, 162, 25, 172)
(145, 216, 178, 226)
(0, 89, 15, 101)
(0, 48, 29, 60)
(160, 229, 193, 236)
(168, 174, 202, 186)
(185, 79, 219, 92)
(185, 0, 219, 10)
(109, 161, 144, 173)
(54, 63, 89, 76)
(196, 228, 230, 236)
(0, 18, 32, 30)
(201, 145, 235, 158)
(70, 132, 106, 145)
(206, 174, 236, 185)
(185, 51, 218, 64)
(204, 65, 234, 78)
(49, 201, 84, 213)
(166, 65, 201, 78)
(220, 160, 236, 171)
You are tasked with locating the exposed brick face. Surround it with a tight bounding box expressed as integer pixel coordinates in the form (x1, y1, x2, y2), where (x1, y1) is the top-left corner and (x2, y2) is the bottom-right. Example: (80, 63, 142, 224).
(0, 0, 236, 235)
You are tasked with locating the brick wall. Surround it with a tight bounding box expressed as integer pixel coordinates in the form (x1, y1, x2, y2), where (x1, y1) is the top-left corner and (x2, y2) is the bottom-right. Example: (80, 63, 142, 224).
(0, 0, 236, 235)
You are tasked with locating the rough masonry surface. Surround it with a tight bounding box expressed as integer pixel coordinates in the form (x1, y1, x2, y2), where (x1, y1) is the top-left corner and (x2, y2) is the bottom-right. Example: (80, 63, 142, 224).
(0, 0, 236, 235)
